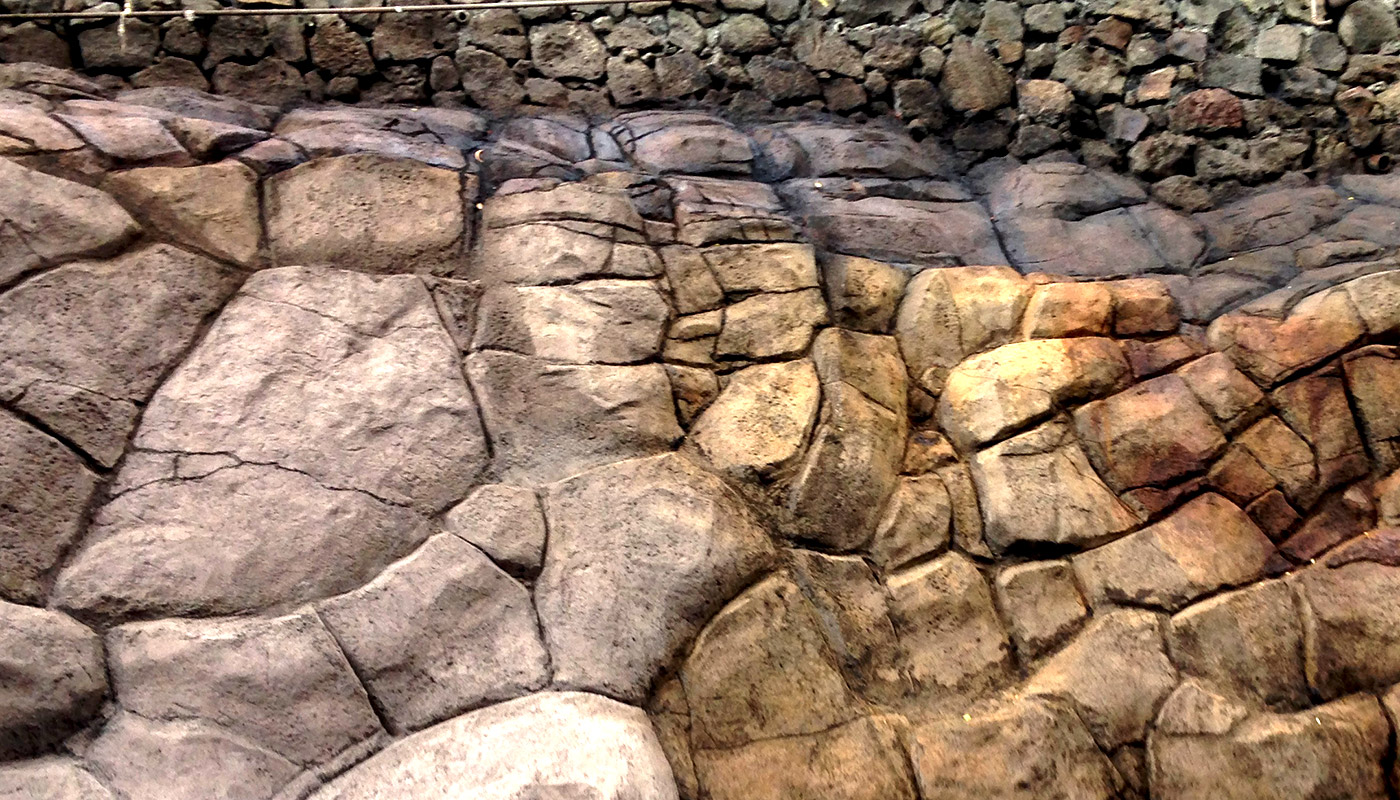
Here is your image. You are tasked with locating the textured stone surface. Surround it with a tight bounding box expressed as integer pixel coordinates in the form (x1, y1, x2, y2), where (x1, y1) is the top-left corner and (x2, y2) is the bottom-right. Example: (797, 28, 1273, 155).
(0, 157, 138, 286)
(538, 454, 776, 701)
(0, 601, 106, 759)
(102, 162, 260, 265)
(311, 692, 678, 800)
(689, 359, 820, 478)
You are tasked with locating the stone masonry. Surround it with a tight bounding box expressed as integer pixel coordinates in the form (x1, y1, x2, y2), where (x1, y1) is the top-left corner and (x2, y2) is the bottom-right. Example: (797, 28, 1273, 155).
(2, 68, 1400, 798)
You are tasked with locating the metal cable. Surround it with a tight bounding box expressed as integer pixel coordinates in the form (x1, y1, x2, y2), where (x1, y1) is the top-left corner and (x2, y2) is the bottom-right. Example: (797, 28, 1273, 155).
(0, 0, 668, 21)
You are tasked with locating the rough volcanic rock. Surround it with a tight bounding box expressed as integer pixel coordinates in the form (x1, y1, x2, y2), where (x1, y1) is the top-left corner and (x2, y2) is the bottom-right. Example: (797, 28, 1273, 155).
(311, 692, 677, 799)
(1072, 493, 1274, 610)
(1074, 374, 1226, 492)
(0, 757, 112, 799)
(994, 560, 1089, 660)
(106, 608, 383, 766)
(0, 244, 241, 467)
(265, 154, 468, 274)
(0, 411, 98, 604)
(102, 162, 261, 265)
(317, 534, 549, 733)
(911, 695, 1120, 800)
(467, 351, 681, 485)
(473, 280, 669, 364)
(440, 484, 547, 577)
(971, 417, 1141, 554)
(1208, 285, 1366, 386)
(0, 157, 139, 287)
(0, 601, 106, 759)
(1294, 559, 1400, 699)
(537, 453, 776, 702)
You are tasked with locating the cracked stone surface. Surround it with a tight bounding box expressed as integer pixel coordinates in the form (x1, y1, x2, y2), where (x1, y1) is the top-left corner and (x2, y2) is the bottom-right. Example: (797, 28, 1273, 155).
(1, 93, 1400, 800)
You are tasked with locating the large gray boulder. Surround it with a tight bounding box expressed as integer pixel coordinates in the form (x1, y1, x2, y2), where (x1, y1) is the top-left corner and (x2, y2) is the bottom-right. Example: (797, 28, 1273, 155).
(0, 601, 106, 759)
(310, 692, 679, 800)
(0, 157, 138, 286)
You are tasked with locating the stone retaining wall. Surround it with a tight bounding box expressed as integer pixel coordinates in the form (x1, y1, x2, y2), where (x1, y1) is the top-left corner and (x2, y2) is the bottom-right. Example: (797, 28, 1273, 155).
(3, 0, 1400, 191)
(2, 82, 1400, 798)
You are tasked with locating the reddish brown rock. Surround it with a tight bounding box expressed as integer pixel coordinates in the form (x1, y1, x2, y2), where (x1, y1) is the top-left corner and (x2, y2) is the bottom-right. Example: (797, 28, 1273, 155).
(1177, 353, 1267, 435)
(1110, 278, 1181, 335)
(1207, 287, 1367, 387)
(1271, 372, 1369, 492)
(1343, 345, 1400, 472)
(1074, 374, 1226, 492)
(1169, 88, 1245, 133)
(1207, 444, 1279, 506)
(1246, 489, 1302, 542)
(1279, 485, 1375, 563)
(1235, 416, 1322, 510)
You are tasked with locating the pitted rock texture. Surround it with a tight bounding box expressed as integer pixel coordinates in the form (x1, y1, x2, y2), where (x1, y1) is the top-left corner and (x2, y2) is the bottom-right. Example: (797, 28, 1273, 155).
(2, 96, 1400, 800)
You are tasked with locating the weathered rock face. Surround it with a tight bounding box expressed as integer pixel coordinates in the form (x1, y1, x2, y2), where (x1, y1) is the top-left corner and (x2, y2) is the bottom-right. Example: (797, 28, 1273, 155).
(4, 99, 1400, 800)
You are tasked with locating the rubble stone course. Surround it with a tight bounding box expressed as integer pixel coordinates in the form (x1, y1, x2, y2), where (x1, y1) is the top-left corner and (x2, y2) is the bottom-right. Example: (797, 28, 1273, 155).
(1, 72, 1400, 798)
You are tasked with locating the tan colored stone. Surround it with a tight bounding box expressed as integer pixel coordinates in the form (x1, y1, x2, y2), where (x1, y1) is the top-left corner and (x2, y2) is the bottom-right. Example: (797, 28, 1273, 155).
(971, 417, 1141, 554)
(715, 288, 828, 359)
(667, 364, 720, 426)
(265, 154, 466, 274)
(702, 242, 819, 293)
(1294, 560, 1400, 699)
(689, 359, 820, 478)
(887, 553, 1012, 705)
(682, 572, 860, 749)
(1074, 374, 1226, 492)
(441, 484, 546, 578)
(1206, 444, 1278, 506)
(1027, 608, 1178, 748)
(1020, 281, 1114, 338)
(1207, 287, 1367, 386)
(1379, 470, 1400, 527)
(102, 161, 261, 265)
(1272, 372, 1368, 491)
(692, 716, 917, 800)
(822, 253, 907, 333)
(895, 266, 1033, 394)
(1074, 493, 1273, 611)
(1341, 269, 1400, 336)
(870, 474, 952, 573)
(786, 383, 906, 550)
(1110, 277, 1181, 335)
(1236, 415, 1321, 509)
(1343, 345, 1400, 471)
(1169, 578, 1308, 708)
(994, 560, 1088, 660)
(1149, 694, 1390, 800)
(473, 280, 669, 364)
(810, 327, 907, 414)
(939, 337, 1130, 451)
(1176, 352, 1267, 435)
(912, 696, 1119, 800)
(0, 601, 106, 759)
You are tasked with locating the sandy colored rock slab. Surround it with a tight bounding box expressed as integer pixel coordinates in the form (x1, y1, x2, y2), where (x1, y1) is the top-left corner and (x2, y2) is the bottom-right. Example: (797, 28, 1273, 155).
(538, 453, 776, 702)
(912, 695, 1119, 800)
(681, 572, 860, 749)
(1169, 578, 1307, 708)
(265, 154, 467, 274)
(786, 382, 906, 550)
(939, 337, 1130, 450)
(54, 463, 428, 622)
(1027, 608, 1178, 748)
(0, 758, 112, 799)
(1176, 351, 1267, 435)
(0, 156, 139, 286)
(895, 266, 1031, 394)
(107, 608, 382, 766)
(311, 692, 679, 800)
(810, 327, 907, 414)
(0, 244, 241, 466)
(85, 713, 300, 800)
(441, 484, 546, 577)
(702, 242, 819, 293)
(887, 552, 1012, 704)
(0, 602, 105, 759)
(467, 350, 681, 485)
(102, 161, 261, 265)
(870, 474, 952, 572)
(689, 359, 820, 478)
(1149, 694, 1390, 800)
(1344, 345, 1400, 471)
(135, 266, 487, 510)
(1073, 493, 1274, 611)
(1074, 374, 1226, 492)
(822, 252, 907, 332)
(1341, 269, 1400, 336)
(692, 716, 917, 800)
(715, 288, 828, 359)
(972, 417, 1141, 554)
(473, 280, 669, 364)
(318, 534, 549, 733)
(1020, 281, 1114, 338)
(1294, 560, 1400, 699)
(995, 560, 1088, 660)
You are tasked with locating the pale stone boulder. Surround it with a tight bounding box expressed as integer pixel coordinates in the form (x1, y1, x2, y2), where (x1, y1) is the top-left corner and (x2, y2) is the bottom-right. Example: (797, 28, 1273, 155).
(0, 758, 112, 799)
(1294, 559, 1400, 699)
(994, 560, 1088, 660)
(702, 242, 819, 293)
(473, 280, 669, 364)
(310, 692, 680, 800)
(441, 484, 547, 577)
(538, 453, 776, 702)
(688, 359, 821, 478)
(317, 534, 550, 733)
(869, 474, 952, 573)
(715, 288, 829, 359)
(895, 266, 1032, 395)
